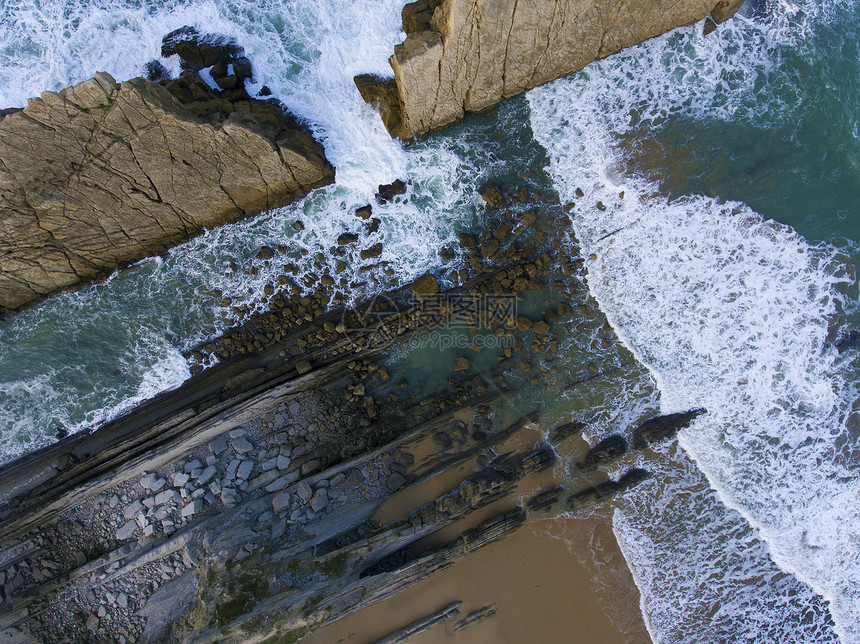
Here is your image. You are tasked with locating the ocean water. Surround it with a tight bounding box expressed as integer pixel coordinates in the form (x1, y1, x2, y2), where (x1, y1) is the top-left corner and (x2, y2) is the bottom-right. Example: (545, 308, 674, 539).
(0, 0, 858, 642)
(0, 0, 492, 460)
(528, 1, 860, 641)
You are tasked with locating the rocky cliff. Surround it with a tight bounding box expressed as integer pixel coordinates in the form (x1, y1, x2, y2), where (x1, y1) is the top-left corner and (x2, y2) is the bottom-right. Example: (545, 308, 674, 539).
(357, 0, 745, 138)
(0, 70, 334, 315)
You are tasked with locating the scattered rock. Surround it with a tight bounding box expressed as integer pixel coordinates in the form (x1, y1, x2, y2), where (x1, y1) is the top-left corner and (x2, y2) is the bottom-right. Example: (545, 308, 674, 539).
(209, 434, 229, 454)
(410, 274, 439, 302)
(376, 179, 407, 204)
(481, 184, 504, 208)
(272, 492, 291, 513)
(310, 489, 329, 513)
(232, 437, 254, 454)
(387, 472, 407, 492)
(361, 243, 384, 260)
(453, 357, 471, 372)
(116, 521, 137, 540)
(296, 481, 313, 504)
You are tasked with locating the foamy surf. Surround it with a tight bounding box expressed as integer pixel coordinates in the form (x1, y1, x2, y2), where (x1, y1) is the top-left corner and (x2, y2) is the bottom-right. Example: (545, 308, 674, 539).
(529, 1, 860, 641)
(0, 0, 408, 188)
(0, 0, 489, 466)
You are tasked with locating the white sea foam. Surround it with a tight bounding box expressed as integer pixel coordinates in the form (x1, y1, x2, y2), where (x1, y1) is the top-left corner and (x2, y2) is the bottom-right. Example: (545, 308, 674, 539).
(529, 2, 859, 641)
(0, 0, 409, 187)
(0, 0, 489, 466)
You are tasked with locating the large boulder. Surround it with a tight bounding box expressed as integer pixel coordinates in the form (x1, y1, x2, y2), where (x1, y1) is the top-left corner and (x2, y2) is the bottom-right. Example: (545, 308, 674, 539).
(358, 0, 745, 138)
(0, 72, 334, 314)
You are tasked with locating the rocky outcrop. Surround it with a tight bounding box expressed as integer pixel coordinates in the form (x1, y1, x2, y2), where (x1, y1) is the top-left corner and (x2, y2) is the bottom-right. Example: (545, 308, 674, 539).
(359, 0, 746, 138)
(0, 70, 334, 314)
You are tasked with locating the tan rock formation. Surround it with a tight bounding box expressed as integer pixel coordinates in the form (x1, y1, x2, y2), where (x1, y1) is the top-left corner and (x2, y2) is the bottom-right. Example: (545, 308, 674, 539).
(360, 0, 745, 139)
(0, 72, 334, 314)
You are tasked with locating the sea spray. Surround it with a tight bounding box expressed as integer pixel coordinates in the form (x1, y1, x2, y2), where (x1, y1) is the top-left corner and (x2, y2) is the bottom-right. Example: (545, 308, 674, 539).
(529, 1, 859, 640)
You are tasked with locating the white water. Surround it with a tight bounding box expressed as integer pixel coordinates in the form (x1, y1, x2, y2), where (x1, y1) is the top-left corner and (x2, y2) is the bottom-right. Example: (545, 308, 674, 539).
(0, 0, 409, 188)
(529, 3, 859, 642)
(0, 0, 486, 462)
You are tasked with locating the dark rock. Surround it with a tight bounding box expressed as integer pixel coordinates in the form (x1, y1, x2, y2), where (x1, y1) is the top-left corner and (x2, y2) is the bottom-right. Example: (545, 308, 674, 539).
(632, 408, 706, 449)
(337, 233, 359, 245)
(402, 0, 436, 33)
(578, 434, 627, 471)
(480, 184, 504, 208)
(387, 472, 407, 492)
(493, 222, 512, 242)
(367, 218, 381, 234)
(355, 205, 372, 220)
(215, 74, 239, 91)
(617, 468, 652, 490)
(459, 233, 477, 249)
(354, 75, 403, 139)
(161, 26, 200, 57)
(144, 60, 171, 82)
(481, 239, 499, 258)
(453, 357, 470, 372)
(256, 246, 275, 261)
(197, 42, 221, 67)
(410, 274, 439, 302)
(361, 243, 383, 260)
(210, 57, 229, 80)
(233, 56, 253, 80)
(376, 179, 407, 204)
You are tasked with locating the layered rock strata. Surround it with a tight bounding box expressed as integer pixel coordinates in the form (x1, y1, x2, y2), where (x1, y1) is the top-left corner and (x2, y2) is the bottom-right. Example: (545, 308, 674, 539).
(0, 183, 704, 642)
(357, 0, 745, 138)
(0, 70, 333, 314)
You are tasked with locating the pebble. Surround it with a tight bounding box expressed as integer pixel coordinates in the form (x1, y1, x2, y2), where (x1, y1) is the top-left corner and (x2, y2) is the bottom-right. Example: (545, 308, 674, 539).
(181, 500, 202, 518)
(237, 460, 254, 480)
(277, 455, 292, 470)
(229, 428, 247, 439)
(272, 518, 287, 539)
(221, 488, 238, 507)
(209, 434, 228, 455)
(154, 490, 174, 506)
(272, 492, 291, 513)
(123, 501, 142, 520)
(197, 465, 217, 485)
(296, 481, 312, 503)
(184, 459, 202, 474)
(232, 437, 254, 454)
(265, 473, 297, 493)
(116, 521, 137, 540)
(173, 472, 190, 487)
(310, 489, 328, 513)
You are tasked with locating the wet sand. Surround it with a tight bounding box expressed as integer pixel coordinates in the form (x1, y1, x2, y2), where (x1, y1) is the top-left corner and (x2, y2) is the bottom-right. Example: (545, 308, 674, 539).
(303, 426, 652, 644)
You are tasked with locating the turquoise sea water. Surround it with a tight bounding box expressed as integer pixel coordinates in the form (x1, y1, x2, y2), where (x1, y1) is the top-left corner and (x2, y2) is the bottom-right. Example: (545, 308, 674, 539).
(0, 0, 858, 641)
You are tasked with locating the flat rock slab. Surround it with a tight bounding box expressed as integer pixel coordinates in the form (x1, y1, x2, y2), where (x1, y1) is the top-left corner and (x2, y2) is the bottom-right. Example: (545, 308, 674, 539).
(0, 71, 334, 314)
